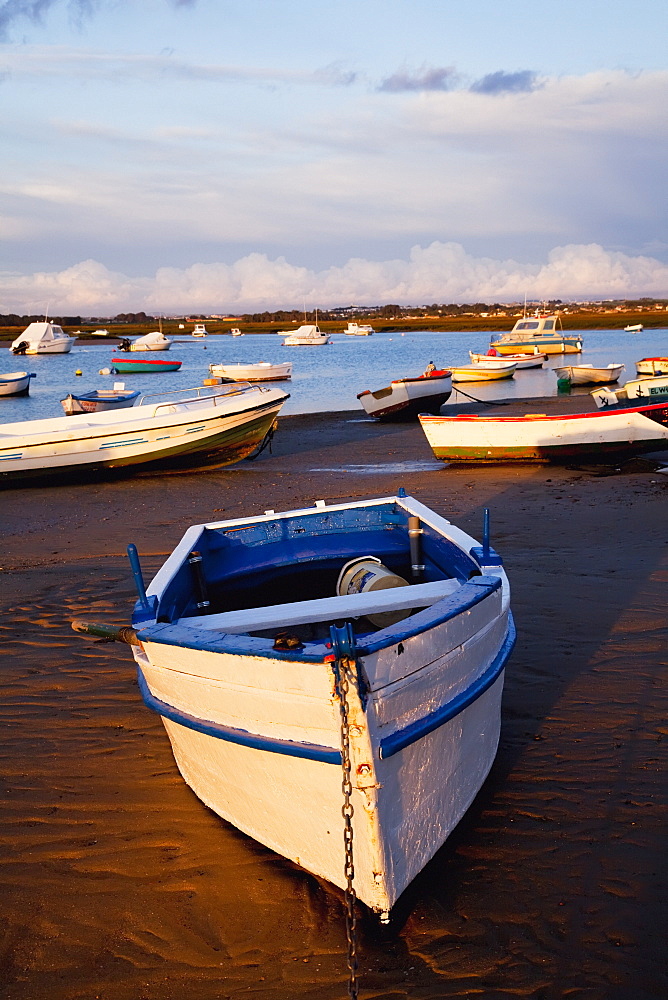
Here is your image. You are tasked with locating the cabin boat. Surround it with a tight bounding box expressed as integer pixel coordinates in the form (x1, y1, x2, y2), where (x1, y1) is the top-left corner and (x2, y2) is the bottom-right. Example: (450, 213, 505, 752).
(357, 370, 452, 420)
(624, 324, 643, 332)
(552, 363, 624, 386)
(450, 362, 517, 383)
(418, 401, 668, 463)
(72, 493, 514, 918)
(0, 371, 36, 397)
(344, 322, 374, 335)
(129, 331, 173, 351)
(60, 384, 141, 415)
(469, 351, 545, 369)
(208, 362, 293, 382)
(0, 382, 288, 482)
(192, 324, 208, 338)
(591, 374, 668, 408)
(281, 324, 330, 346)
(10, 321, 77, 355)
(636, 357, 668, 376)
(110, 357, 182, 374)
(489, 314, 582, 355)
(230, 329, 243, 337)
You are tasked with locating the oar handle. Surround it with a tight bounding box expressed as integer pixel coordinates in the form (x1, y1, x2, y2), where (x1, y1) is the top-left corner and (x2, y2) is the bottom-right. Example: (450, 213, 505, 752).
(71, 620, 141, 646)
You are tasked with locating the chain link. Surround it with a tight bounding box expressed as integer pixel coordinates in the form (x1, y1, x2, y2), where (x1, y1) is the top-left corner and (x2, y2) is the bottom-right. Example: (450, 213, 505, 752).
(335, 657, 359, 999)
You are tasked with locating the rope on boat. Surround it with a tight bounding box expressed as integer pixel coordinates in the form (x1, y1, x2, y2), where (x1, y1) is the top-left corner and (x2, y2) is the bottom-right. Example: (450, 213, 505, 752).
(245, 418, 278, 461)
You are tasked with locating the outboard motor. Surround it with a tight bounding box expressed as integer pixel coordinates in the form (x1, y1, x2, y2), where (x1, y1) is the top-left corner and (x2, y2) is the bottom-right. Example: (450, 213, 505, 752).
(11, 341, 29, 355)
(117, 338, 131, 352)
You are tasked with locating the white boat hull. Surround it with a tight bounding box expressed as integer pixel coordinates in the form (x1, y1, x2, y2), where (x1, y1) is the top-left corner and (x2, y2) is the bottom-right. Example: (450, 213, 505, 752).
(469, 352, 545, 369)
(419, 404, 668, 462)
(636, 357, 668, 376)
(553, 364, 624, 385)
(0, 384, 288, 481)
(10, 321, 76, 355)
(125, 495, 513, 914)
(591, 374, 668, 408)
(357, 372, 452, 419)
(209, 362, 293, 381)
(451, 363, 516, 383)
(280, 324, 330, 346)
(0, 371, 35, 396)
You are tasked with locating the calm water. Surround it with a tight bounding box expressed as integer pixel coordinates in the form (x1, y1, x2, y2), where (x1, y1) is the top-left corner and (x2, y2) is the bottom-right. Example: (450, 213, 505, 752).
(2, 326, 667, 421)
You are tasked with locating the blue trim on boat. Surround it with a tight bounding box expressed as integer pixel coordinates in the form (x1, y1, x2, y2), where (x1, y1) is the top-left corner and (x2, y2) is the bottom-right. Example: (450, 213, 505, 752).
(99, 438, 148, 449)
(379, 614, 516, 759)
(135, 665, 342, 764)
(135, 612, 514, 765)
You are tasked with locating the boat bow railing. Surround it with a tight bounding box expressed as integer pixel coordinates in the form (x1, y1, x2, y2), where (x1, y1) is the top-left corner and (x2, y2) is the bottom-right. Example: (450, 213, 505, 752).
(136, 382, 272, 410)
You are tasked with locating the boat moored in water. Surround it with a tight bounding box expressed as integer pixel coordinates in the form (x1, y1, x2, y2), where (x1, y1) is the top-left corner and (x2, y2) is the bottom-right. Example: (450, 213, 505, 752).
(128, 330, 173, 351)
(110, 357, 182, 373)
(0, 381, 288, 482)
(281, 324, 331, 346)
(469, 351, 546, 369)
(0, 371, 36, 397)
(357, 369, 452, 420)
(72, 492, 514, 917)
(489, 313, 582, 355)
(60, 384, 141, 415)
(450, 362, 517, 383)
(10, 321, 77, 355)
(344, 322, 374, 335)
(636, 357, 668, 376)
(208, 361, 293, 382)
(552, 363, 624, 386)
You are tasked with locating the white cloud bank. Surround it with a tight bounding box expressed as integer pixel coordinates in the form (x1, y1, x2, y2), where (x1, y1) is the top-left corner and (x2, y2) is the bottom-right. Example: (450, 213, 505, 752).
(2, 242, 667, 315)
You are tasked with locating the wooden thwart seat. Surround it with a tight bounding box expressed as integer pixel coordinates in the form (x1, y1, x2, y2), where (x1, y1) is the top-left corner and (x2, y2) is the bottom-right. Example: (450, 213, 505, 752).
(178, 579, 461, 634)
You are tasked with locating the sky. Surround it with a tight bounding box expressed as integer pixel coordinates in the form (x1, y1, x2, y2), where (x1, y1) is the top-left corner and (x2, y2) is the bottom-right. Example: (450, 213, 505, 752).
(1, 0, 667, 315)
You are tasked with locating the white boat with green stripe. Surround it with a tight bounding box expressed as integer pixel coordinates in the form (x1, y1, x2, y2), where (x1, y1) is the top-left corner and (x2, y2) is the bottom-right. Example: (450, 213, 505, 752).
(0, 382, 288, 482)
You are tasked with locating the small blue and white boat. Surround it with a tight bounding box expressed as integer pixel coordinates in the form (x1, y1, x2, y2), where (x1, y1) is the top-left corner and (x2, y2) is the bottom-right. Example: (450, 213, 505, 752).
(74, 493, 514, 918)
(60, 385, 141, 415)
(0, 371, 36, 397)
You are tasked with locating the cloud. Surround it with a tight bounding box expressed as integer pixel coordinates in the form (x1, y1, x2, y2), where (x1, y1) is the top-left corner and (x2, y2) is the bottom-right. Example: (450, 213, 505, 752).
(470, 70, 540, 94)
(0, 0, 194, 39)
(378, 65, 459, 92)
(2, 243, 667, 315)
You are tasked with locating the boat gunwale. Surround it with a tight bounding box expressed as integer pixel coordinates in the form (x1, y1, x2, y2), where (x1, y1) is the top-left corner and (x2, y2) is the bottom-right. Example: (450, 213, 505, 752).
(137, 574, 503, 661)
(419, 399, 668, 424)
(0, 388, 288, 449)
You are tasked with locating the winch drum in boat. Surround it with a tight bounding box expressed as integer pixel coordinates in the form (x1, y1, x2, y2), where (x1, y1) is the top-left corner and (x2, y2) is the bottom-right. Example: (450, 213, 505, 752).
(336, 556, 411, 628)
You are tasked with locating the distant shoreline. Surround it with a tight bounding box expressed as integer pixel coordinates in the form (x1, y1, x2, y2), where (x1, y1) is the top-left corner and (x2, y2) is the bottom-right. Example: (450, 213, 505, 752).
(1, 309, 666, 343)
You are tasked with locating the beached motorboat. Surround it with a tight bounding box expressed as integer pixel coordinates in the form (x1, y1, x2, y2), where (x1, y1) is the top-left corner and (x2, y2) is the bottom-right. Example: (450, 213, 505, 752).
(0, 371, 36, 397)
(10, 321, 77, 355)
(591, 374, 668, 408)
(624, 324, 643, 332)
(208, 362, 293, 382)
(192, 324, 208, 338)
(552, 363, 624, 386)
(72, 492, 514, 917)
(110, 357, 182, 373)
(489, 313, 582, 355)
(129, 331, 173, 351)
(636, 357, 668, 376)
(450, 362, 517, 383)
(281, 324, 330, 346)
(469, 350, 545, 369)
(0, 382, 288, 482)
(344, 322, 374, 335)
(357, 369, 452, 420)
(60, 384, 141, 415)
(419, 401, 668, 463)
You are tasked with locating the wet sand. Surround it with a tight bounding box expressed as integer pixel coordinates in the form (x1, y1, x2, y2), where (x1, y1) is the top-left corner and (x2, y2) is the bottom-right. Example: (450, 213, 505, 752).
(1, 408, 666, 999)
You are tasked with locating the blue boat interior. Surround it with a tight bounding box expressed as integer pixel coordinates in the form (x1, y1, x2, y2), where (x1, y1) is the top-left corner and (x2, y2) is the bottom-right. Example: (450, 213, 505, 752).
(148, 502, 488, 637)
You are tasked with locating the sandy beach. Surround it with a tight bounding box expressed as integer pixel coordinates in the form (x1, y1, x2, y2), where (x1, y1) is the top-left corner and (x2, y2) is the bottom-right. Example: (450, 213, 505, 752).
(1, 408, 666, 1000)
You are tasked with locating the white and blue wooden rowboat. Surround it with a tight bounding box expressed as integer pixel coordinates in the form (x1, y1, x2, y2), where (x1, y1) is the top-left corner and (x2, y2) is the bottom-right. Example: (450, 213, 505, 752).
(60, 386, 141, 415)
(73, 493, 514, 918)
(0, 371, 36, 397)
